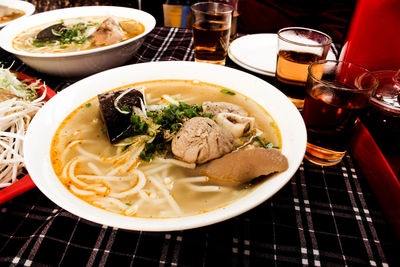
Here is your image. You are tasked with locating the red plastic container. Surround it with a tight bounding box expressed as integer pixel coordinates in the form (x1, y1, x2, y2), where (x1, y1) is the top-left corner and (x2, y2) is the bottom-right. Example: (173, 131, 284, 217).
(339, 0, 400, 71)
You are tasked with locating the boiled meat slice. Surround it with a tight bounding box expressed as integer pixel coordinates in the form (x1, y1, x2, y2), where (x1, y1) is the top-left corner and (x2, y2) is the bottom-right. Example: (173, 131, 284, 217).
(0, 6, 10, 17)
(172, 117, 234, 164)
(195, 147, 288, 183)
(91, 17, 125, 46)
(202, 101, 248, 117)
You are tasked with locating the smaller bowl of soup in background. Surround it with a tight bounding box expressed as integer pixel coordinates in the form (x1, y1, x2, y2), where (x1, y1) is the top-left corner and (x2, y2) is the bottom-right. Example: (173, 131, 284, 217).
(0, 6, 155, 77)
(0, 0, 35, 28)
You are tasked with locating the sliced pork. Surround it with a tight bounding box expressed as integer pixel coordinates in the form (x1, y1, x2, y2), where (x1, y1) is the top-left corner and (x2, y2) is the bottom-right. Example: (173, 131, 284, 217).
(91, 17, 125, 46)
(195, 147, 289, 183)
(202, 101, 248, 117)
(172, 117, 234, 164)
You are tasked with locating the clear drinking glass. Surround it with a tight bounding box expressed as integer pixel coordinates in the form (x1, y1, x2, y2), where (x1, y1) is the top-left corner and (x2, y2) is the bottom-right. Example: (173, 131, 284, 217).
(302, 60, 379, 166)
(276, 27, 332, 110)
(191, 2, 233, 65)
(209, 0, 239, 42)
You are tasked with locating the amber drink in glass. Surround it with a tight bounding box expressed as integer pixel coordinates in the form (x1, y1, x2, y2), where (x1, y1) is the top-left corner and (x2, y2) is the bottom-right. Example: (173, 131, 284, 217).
(276, 27, 332, 109)
(191, 2, 233, 65)
(302, 60, 378, 166)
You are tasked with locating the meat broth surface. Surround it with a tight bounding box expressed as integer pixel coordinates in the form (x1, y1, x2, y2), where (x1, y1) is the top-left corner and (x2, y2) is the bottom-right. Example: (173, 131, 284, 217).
(51, 80, 282, 218)
(13, 16, 145, 53)
(0, 6, 25, 24)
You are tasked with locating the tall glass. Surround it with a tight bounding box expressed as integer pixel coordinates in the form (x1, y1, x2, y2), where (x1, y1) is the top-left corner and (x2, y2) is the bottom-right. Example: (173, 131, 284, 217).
(302, 60, 379, 166)
(209, 0, 239, 42)
(191, 2, 233, 65)
(276, 27, 332, 110)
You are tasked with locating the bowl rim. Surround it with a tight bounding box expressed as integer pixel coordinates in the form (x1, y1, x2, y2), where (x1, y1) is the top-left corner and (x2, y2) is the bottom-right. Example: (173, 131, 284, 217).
(0, 0, 36, 28)
(0, 5, 156, 58)
(23, 61, 307, 231)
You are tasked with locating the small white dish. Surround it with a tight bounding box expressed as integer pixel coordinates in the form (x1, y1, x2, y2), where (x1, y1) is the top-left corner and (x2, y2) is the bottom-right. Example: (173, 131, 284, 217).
(24, 61, 307, 231)
(0, 0, 35, 28)
(228, 33, 336, 77)
(0, 6, 155, 77)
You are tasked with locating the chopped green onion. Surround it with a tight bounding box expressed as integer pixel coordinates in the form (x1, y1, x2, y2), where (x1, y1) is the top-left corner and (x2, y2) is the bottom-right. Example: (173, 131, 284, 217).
(220, 89, 236, 95)
(256, 136, 274, 149)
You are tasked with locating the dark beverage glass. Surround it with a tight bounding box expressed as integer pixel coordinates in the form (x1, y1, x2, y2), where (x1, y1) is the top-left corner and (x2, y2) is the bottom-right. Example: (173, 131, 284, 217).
(360, 70, 400, 154)
(276, 27, 332, 110)
(191, 2, 233, 65)
(303, 60, 378, 166)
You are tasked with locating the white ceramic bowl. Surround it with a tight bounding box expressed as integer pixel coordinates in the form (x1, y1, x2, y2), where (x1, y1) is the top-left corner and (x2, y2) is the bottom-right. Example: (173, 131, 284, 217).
(0, 6, 155, 77)
(0, 0, 35, 28)
(24, 61, 307, 231)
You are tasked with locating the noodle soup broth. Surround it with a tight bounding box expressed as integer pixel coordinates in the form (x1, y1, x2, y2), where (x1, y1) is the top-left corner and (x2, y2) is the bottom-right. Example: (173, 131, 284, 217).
(13, 16, 145, 53)
(50, 80, 282, 218)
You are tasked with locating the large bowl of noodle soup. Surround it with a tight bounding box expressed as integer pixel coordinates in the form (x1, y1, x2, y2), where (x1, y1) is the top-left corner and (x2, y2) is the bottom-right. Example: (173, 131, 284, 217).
(24, 61, 306, 231)
(0, 6, 155, 77)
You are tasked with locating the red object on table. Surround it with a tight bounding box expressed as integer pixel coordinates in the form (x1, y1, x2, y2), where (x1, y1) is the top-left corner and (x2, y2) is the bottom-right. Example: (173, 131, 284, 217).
(0, 175, 35, 204)
(341, 0, 400, 240)
(339, 0, 400, 71)
(351, 122, 400, 241)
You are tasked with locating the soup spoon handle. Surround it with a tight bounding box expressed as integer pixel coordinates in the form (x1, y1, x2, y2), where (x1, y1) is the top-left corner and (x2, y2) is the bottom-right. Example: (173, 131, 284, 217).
(0, 175, 36, 205)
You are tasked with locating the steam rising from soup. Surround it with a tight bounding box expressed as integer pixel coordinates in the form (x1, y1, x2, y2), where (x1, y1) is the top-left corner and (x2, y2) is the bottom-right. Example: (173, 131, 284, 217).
(50, 80, 283, 218)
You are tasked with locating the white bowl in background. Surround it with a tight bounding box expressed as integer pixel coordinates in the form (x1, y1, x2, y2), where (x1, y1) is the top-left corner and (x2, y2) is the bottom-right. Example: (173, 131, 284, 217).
(0, 6, 155, 77)
(0, 0, 35, 28)
(24, 61, 307, 231)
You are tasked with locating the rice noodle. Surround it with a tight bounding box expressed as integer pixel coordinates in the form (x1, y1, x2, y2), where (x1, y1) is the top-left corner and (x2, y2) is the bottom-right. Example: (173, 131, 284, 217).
(114, 87, 137, 114)
(93, 197, 129, 211)
(154, 157, 196, 169)
(76, 174, 134, 182)
(177, 176, 209, 183)
(87, 162, 103, 176)
(141, 164, 170, 175)
(75, 145, 103, 161)
(186, 184, 221, 192)
(161, 94, 179, 105)
(124, 199, 144, 216)
(108, 170, 146, 198)
(147, 175, 182, 215)
(67, 158, 88, 187)
(70, 184, 96, 196)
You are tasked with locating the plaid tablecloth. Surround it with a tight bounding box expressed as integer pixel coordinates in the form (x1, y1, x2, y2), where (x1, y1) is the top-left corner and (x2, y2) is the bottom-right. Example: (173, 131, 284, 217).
(0, 27, 399, 267)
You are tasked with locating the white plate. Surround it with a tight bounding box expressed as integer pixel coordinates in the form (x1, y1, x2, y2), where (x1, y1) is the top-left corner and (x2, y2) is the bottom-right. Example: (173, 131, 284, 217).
(24, 61, 306, 231)
(228, 33, 337, 76)
(0, 0, 35, 28)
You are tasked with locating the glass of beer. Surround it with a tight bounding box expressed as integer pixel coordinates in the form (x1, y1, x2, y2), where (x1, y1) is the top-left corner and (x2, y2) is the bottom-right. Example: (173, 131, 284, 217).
(302, 60, 379, 166)
(210, 0, 239, 42)
(191, 2, 233, 65)
(276, 27, 332, 109)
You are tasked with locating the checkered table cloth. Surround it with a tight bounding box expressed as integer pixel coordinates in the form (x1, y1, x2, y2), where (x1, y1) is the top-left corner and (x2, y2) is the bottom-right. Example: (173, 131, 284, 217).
(0, 27, 398, 267)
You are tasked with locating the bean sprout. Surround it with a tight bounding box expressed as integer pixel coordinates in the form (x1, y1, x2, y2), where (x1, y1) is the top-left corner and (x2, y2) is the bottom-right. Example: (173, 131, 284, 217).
(0, 96, 46, 188)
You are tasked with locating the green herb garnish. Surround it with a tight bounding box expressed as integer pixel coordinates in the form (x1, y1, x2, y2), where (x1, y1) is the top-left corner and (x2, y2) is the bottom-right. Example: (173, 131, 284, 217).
(256, 136, 274, 149)
(139, 142, 165, 162)
(220, 89, 236, 95)
(121, 106, 131, 113)
(130, 115, 148, 134)
(33, 22, 92, 47)
(85, 102, 91, 108)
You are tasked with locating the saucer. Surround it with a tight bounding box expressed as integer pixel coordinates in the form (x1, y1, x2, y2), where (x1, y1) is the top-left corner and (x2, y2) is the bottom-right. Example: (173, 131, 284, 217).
(228, 33, 336, 77)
